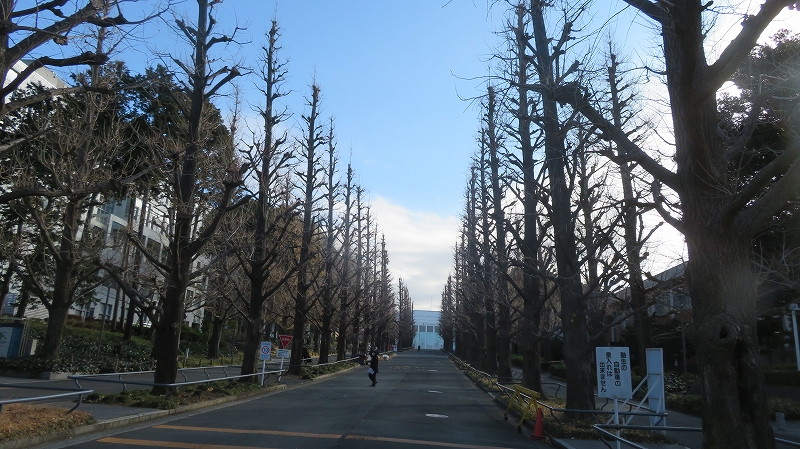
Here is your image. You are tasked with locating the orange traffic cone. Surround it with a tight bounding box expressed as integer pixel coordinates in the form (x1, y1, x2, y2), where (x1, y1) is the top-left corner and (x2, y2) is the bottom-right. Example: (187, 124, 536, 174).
(531, 408, 545, 440)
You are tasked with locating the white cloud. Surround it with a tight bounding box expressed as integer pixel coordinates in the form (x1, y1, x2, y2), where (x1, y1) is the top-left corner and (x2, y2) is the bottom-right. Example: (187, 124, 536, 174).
(370, 195, 460, 311)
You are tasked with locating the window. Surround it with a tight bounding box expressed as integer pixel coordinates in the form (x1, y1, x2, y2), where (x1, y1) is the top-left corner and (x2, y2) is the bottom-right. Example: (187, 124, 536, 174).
(434, 326, 440, 334)
(427, 326, 434, 333)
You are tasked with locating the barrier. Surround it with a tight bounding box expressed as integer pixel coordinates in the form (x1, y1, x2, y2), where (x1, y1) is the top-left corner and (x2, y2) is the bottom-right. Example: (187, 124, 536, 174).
(69, 364, 285, 397)
(0, 383, 93, 413)
(503, 384, 541, 432)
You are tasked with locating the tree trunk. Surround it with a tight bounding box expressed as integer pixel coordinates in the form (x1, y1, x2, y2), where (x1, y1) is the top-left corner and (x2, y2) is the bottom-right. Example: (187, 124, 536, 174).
(657, 2, 776, 446)
(240, 287, 264, 379)
(289, 84, 322, 374)
(151, 284, 183, 395)
(42, 301, 71, 358)
(14, 284, 29, 318)
(530, 0, 593, 414)
(207, 316, 222, 359)
(513, 3, 545, 393)
(41, 199, 80, 360)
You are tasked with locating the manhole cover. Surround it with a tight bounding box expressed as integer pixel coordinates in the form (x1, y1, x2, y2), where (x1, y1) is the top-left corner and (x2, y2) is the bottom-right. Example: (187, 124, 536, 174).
(425, 414, 449, 418)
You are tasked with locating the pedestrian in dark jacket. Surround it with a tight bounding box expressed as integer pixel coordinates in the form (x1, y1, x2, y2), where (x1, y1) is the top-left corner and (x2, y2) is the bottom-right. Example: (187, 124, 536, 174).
(368, 350, 379, 386)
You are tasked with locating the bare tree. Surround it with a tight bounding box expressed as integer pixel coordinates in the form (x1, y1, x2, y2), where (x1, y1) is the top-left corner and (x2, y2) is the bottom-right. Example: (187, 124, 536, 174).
(319, 120, 340, 363)
(334, 166, 356, 361)
(527, 0, 595, 413)
(289, 83, 325, 374)
(238, 19, 297, 380)
(551, 0, 800, 445)
(149, 0, 242, 394)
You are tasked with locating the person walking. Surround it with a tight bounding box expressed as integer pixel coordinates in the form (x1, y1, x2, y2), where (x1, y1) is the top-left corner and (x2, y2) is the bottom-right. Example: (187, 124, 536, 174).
(368, 349, 379, 386)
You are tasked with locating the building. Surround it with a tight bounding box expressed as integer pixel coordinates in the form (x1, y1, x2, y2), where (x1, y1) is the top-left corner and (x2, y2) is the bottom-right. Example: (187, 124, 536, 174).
(1, 61, 205, 329)
(412, 310, 444, 350)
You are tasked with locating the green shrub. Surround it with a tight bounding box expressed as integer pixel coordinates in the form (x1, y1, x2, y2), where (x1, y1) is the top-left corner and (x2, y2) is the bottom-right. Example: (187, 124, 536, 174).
(666, 393, 703, 416)
(769, 397, 800, 420)
(764, 370, 800, 386)
(668, 394, 800, 420)
(549, 361, 566, 379)
(300, 361, 358, 379)
(762, 363, 798, 371)
(0, 321, 183, 374)
(510, 354, 523, 367)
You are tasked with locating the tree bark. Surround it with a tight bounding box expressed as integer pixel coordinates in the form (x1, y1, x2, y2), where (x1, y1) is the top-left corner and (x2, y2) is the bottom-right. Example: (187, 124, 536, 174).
(662, 3, 775, 445)
(529, 0, 594, 414)
(511, 3, 545, 393)
(289, 84, 322, 374)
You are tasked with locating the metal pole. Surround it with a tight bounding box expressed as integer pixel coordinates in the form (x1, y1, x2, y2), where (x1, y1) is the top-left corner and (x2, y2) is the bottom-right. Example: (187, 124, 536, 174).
(278, 357, 284, 382)
(681, 323, 687, 375)
(261, 360, 266, 386)
(792, 306, 800, 371)
(614, 398, 621, 449)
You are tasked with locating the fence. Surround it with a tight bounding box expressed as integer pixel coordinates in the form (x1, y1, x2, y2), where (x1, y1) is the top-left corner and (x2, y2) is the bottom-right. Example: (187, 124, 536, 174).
(0, 382, 93, 413)
(69, 364, 285, 396)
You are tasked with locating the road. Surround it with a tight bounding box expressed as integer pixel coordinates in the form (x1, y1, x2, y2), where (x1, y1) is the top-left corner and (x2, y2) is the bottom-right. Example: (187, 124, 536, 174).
(36, 351, 546, 449)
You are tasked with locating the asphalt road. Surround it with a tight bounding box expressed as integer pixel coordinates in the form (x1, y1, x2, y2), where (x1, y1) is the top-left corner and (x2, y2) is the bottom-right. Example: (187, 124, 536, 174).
(36, 351, 548, 449)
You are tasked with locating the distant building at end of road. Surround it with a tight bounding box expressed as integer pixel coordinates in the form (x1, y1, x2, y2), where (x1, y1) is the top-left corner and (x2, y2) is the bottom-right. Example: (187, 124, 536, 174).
(413, 310, 444, 350)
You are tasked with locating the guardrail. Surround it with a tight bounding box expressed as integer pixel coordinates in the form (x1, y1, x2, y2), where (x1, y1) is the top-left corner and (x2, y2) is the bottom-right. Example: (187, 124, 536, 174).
(446, 351, 800, 449)
(445, 352, 667, 430)
(0, 382, 93, 413)
(69, 364, 285, 396)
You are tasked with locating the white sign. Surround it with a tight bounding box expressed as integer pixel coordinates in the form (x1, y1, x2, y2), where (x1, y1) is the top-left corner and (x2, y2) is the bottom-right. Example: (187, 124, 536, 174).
(596, 346, 632, 399)
(647, 348, 666, 427)
(276, 348, 290, 359)
(259, 341, 272, 361)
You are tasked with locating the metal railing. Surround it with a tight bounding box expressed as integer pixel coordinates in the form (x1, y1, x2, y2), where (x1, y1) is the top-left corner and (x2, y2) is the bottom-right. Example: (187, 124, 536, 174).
(446, 352, 800, 449)
(0, 382, 93, 413)
(69, 364, 285, 396)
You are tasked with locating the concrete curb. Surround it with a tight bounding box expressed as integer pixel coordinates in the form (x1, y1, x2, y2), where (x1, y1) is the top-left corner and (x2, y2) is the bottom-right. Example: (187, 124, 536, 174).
(0, 382, 287, 449)
(549, 439, 578, 449)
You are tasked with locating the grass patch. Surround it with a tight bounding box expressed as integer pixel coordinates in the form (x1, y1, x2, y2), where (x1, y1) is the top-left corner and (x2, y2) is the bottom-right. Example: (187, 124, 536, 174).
(84, 380, 265, 409)
(300, 360, 359, 380)
(300, 353, 392, 380)
(454, 358, 671, 444)
(0, 403, 95, 442)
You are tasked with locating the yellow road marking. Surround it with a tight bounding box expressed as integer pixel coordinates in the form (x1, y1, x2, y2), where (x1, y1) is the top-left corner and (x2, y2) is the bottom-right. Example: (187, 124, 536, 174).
(154, 424, 341, 439)
(96, 437, 276, 449)
(115, 424, 523, 449)
(345, 434, 520, 449)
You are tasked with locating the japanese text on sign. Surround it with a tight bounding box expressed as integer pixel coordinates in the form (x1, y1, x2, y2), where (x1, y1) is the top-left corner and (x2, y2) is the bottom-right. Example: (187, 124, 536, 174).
(595, 346, 632, 399)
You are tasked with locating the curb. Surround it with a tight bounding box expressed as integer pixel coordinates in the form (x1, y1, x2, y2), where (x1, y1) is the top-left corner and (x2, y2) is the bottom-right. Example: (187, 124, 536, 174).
(549, 438, 578, 449)
(0, 382, 287, 449)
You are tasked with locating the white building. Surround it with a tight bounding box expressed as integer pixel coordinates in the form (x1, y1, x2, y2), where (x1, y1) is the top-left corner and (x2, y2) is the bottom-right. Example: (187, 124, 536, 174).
(412, 310, 444, 350)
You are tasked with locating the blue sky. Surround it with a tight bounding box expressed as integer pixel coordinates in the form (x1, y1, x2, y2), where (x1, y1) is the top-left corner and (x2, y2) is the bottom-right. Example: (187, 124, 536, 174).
(55, 1, 798, 310)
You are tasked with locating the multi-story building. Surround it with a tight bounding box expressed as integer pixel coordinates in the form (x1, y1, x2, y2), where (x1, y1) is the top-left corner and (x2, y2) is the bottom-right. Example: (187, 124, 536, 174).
(1, 61, 205, 330)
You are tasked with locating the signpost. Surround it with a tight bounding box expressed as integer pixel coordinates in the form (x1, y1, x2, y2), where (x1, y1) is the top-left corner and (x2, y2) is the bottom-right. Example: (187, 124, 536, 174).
(277, 335, 293, 381)
(596, 347, 632, 399)
(596, 346, 632, 449)
(647, 348, 665, 428)
(259, 342, 272, 386)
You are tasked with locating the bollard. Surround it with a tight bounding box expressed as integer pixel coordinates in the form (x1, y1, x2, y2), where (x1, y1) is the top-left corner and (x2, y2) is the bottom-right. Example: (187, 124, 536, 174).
(776, 412, 787, 431)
